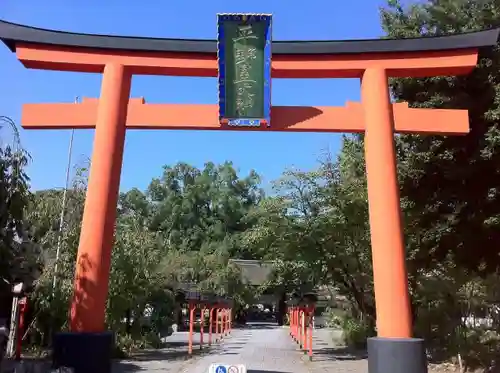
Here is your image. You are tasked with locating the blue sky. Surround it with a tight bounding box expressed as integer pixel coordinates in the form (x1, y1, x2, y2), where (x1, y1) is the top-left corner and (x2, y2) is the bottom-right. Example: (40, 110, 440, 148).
(0, 0, 388, 192)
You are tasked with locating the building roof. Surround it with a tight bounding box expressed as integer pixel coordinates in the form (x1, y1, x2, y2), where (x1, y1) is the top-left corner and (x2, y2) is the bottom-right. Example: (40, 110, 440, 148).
(0, 19, 498, 55)
(229, 259, 274, 286)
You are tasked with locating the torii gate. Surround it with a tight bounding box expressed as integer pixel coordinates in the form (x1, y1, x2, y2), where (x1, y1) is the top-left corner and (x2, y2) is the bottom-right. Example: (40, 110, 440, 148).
(0, 18, 498, 373)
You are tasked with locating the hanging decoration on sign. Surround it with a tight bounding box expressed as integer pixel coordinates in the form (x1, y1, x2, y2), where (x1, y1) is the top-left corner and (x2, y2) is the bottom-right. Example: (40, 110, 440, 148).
(217, 13, 272, 128)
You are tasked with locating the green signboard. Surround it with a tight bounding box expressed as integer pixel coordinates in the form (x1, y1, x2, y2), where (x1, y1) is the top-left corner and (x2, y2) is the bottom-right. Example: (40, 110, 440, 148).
(218, 14, 272, 127)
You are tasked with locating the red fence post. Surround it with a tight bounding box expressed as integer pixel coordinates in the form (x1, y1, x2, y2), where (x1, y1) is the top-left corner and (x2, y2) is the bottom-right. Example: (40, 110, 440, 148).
(308, 305, 314, 361)
(188, 302, 195, 355)
(200, 305, 205, 349)
(303, 307, 308, 353)
(215, 307, 220, 342)
(15, 297, 27, 360)
(209, 307, 214, 345)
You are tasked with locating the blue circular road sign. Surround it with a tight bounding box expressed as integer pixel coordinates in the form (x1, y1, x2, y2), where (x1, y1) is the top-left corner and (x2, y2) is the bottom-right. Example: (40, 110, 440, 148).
(216, 366, 227, 373)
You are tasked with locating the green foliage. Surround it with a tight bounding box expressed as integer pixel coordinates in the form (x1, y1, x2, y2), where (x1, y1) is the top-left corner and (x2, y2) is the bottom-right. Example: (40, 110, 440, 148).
(340, 314, 375, 349)
(16, 160, 265, 354)
(243, 138, 375, 323)
(324, 307, 347, 329)
(379, 0, 500, 369)
(0, 116, 35, 288)
(382, 0, 500, 274)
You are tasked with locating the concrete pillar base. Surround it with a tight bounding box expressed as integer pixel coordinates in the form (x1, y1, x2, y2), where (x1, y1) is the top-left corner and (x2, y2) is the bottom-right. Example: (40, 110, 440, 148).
(52, 331, 114, 373)
(367, 337, 427, 373)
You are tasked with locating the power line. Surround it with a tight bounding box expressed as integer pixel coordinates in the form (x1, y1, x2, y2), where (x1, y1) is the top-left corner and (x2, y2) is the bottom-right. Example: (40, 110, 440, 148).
(52, 96, 78, 292)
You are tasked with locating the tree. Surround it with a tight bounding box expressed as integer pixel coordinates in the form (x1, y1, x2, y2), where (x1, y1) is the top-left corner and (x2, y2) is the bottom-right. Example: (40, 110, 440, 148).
(380, 1, 500, 367)
(381, 0, 500, 274)
(0, 116, 37, 321)
(146, 161, 263, 258)
(241, 138, 376, 324)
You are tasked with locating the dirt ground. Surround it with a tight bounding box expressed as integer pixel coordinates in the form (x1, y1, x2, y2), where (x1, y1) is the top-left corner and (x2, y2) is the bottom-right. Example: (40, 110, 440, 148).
(428, 363, 496, 373)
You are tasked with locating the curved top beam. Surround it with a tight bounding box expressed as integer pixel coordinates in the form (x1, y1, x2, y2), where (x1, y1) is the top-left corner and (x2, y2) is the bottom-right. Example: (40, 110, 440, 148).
(0, 19, 498, 55)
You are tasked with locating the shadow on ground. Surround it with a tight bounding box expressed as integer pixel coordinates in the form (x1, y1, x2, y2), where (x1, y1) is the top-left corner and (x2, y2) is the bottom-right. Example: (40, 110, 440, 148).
(127, 345, 212, 362)
(112, 346, 212, 372)
(234, 323, 279, 330)
(160, 340, 189, 347)
(1, 340, 216, 373)
(1, 358, 51, 373)
(310, 346, 367, 362)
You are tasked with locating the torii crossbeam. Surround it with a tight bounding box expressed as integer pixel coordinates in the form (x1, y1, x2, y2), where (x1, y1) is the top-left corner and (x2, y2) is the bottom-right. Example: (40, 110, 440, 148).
(22, 98, 469, 134)
(1, 18, 498, 373)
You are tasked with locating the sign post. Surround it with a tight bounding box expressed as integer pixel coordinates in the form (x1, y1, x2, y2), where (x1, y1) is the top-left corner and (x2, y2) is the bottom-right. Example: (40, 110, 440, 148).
(217, 13, 272, 128)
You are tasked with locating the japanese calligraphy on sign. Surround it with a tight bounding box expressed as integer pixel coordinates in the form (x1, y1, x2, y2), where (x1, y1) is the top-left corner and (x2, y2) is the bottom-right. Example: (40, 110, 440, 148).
(233, 26, 259, 117)
(217, 14, 272, 127)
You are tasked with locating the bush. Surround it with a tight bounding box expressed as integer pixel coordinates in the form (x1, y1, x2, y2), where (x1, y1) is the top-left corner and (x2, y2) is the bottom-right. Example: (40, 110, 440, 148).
(324, 307, 346, 328)
(115, 330, 163, 356)
(340, 315, 374, 349)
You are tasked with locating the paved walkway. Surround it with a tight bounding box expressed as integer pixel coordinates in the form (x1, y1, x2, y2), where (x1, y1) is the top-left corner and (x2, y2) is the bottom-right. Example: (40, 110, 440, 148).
(2, 325, 368, 372)
(120, 324, 368, 373)
(183, 324, 313, 373)
(308, 328, 368, 373)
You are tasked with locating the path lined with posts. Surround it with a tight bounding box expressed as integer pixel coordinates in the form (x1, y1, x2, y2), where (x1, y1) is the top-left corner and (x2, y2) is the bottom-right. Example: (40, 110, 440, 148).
(186, 301, 233, 355)
(181, 324, 314, 373)
(110, 323, 368, 373)
(180, 324, 368, 373)
(288, 304, 314, 360)
(1, 325, 368, 373)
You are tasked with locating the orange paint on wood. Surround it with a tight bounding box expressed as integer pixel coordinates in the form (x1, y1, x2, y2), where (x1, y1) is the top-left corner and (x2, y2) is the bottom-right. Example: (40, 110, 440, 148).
(21, 98, 469, 134)
(302, 309, 306, 347)
(308, 307, 313, 358)
(362, 68, 412, 338)
(16, 43, 478, 78)
(208, 307, 214, 345)
(188, 303, 195, 355)
(69, 64, 131, 333)
(200, 306, 205, 349)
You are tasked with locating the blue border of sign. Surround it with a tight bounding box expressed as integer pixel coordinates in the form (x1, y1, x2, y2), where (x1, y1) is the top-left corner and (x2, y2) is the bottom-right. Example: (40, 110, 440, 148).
(217, 13, 272, 128)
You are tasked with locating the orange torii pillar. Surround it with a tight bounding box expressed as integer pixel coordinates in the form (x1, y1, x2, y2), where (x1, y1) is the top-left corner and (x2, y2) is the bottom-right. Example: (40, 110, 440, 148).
(70, 64, 131, 335)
